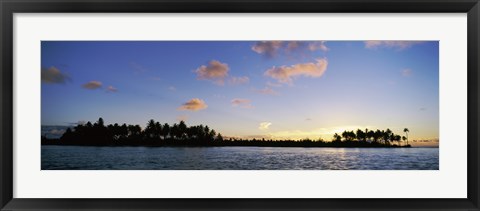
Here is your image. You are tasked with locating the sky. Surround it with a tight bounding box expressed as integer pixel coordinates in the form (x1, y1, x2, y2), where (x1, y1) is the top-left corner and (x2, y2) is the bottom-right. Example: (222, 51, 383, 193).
(41, 41, 439, 145)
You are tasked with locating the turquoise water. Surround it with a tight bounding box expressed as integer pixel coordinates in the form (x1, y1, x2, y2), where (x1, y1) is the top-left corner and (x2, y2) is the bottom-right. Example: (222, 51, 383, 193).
(41, 145, 438, 170)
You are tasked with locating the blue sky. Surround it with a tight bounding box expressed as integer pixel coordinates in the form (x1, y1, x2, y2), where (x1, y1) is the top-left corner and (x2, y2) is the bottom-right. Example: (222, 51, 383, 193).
(41, 41, 439, 143)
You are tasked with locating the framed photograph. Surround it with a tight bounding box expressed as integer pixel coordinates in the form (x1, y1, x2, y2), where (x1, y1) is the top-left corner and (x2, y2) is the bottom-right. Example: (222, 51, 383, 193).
(1, 0, 479, 210)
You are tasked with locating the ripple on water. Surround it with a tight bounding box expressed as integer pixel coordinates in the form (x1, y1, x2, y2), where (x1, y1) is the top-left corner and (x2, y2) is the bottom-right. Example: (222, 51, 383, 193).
(42, 146, 439, 170)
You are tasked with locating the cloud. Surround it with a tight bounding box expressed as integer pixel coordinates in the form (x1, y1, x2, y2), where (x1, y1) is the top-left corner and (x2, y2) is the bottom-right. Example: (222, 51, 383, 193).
(252, 41, 328, 58)
(106, 86, 118, 92)
(264, 58, 328, 84)
(286, 41, 302, 51)
(168, 86, 176, 91)
(308, 41, 329, 52)
(401, 68, 412, 77)
(130, 62, 148, 74)
(49, 128, 66, 135)
(229, 76, 250, 85)
(231, 98, 253, 108)
(178, 98, 208, 111)
(259, 122, 272, 130)
(251, 41, 283, 58)
(195, 60, 229, 85)
(213, 94, 225, 98)
(82, 81, 102, 90)
(266, 81, 282, 87)
(364, 41, 424, 50)
(41, 66, 71, 84)
(254, 87, 279, 95)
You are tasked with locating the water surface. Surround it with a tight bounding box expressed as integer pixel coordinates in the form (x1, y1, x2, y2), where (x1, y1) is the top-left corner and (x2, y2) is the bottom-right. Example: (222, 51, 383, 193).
(41, 146, 438, 170)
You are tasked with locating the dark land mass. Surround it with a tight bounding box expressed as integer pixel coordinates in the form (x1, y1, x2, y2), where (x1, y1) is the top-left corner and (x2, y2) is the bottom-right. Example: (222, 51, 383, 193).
(42, 118, 411, 148)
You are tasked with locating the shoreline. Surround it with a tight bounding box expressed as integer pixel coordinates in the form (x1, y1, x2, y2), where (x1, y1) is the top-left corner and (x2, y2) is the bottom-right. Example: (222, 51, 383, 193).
(41, 141, 412, 148)
(42, 119, 420, 148)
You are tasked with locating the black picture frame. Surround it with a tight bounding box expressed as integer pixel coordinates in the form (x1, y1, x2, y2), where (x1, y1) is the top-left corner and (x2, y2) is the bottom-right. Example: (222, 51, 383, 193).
(1, 0, 479, 210)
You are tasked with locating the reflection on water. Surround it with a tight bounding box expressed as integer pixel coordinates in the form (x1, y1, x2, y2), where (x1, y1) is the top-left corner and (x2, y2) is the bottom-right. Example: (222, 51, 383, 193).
(41, 146, 439, 170)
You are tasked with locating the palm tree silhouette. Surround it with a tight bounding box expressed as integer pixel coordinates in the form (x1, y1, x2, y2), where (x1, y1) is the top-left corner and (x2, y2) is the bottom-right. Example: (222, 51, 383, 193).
(145, 119, 156, 138)
(333, 133, 341, 142)
(47, 117, 413, 148)
(178, 121, 188, 140)
(403, 128, 409, 145)
(162, 123, 170, 140)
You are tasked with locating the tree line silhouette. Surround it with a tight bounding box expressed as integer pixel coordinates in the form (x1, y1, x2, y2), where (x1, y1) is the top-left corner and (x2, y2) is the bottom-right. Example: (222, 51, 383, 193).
(41, 117, 411, 147)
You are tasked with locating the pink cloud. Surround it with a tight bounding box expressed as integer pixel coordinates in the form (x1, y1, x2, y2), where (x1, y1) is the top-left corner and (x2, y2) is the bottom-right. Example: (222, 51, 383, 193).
(41, 66, 70, 84)
(251, 41, 283, 58)
(195, 60, 229, 85)
(264, 58, 328, 84)
(82, 81, 102, 90)
(231, 98, 253, 108)
(178, 98, 208, 111)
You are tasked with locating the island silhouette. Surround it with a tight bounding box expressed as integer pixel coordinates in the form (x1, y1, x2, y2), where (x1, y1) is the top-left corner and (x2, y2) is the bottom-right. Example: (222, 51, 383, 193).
(42, 117, 411, 148)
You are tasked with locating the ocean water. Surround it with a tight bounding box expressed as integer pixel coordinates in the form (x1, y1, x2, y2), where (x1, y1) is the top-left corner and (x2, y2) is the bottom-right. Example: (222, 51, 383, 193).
(41, 145, 439, 170)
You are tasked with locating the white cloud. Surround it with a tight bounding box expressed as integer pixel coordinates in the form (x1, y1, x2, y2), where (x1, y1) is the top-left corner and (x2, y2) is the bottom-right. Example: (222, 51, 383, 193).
(213, 94, 225, 99)
(266, 81, 282, 87)
(168, 86, 176, 91)
(264, 58, 328, 84)
(259, 122, 272, 130)
(252, 41, 329, 58)
(178, 98, 208, 111)
(364, 41, 424, 50)
(82, 81, 102, 90)
(49, 129, 65, 135)
(308, 41, 329, 52)
(231, 98, 253, 108)
(229, 76, 250, 85)
(130, 62, 148, 74)
(254, 87, 279, 96)
(106, 86, 118, 92)
(41, 66, 70, 84)
(402, 68, 412, 77)
(195, 60, 229, 85)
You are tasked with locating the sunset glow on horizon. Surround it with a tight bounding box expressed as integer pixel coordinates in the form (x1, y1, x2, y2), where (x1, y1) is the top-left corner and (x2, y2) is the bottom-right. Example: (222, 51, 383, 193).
(41, 41, 439, 146)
